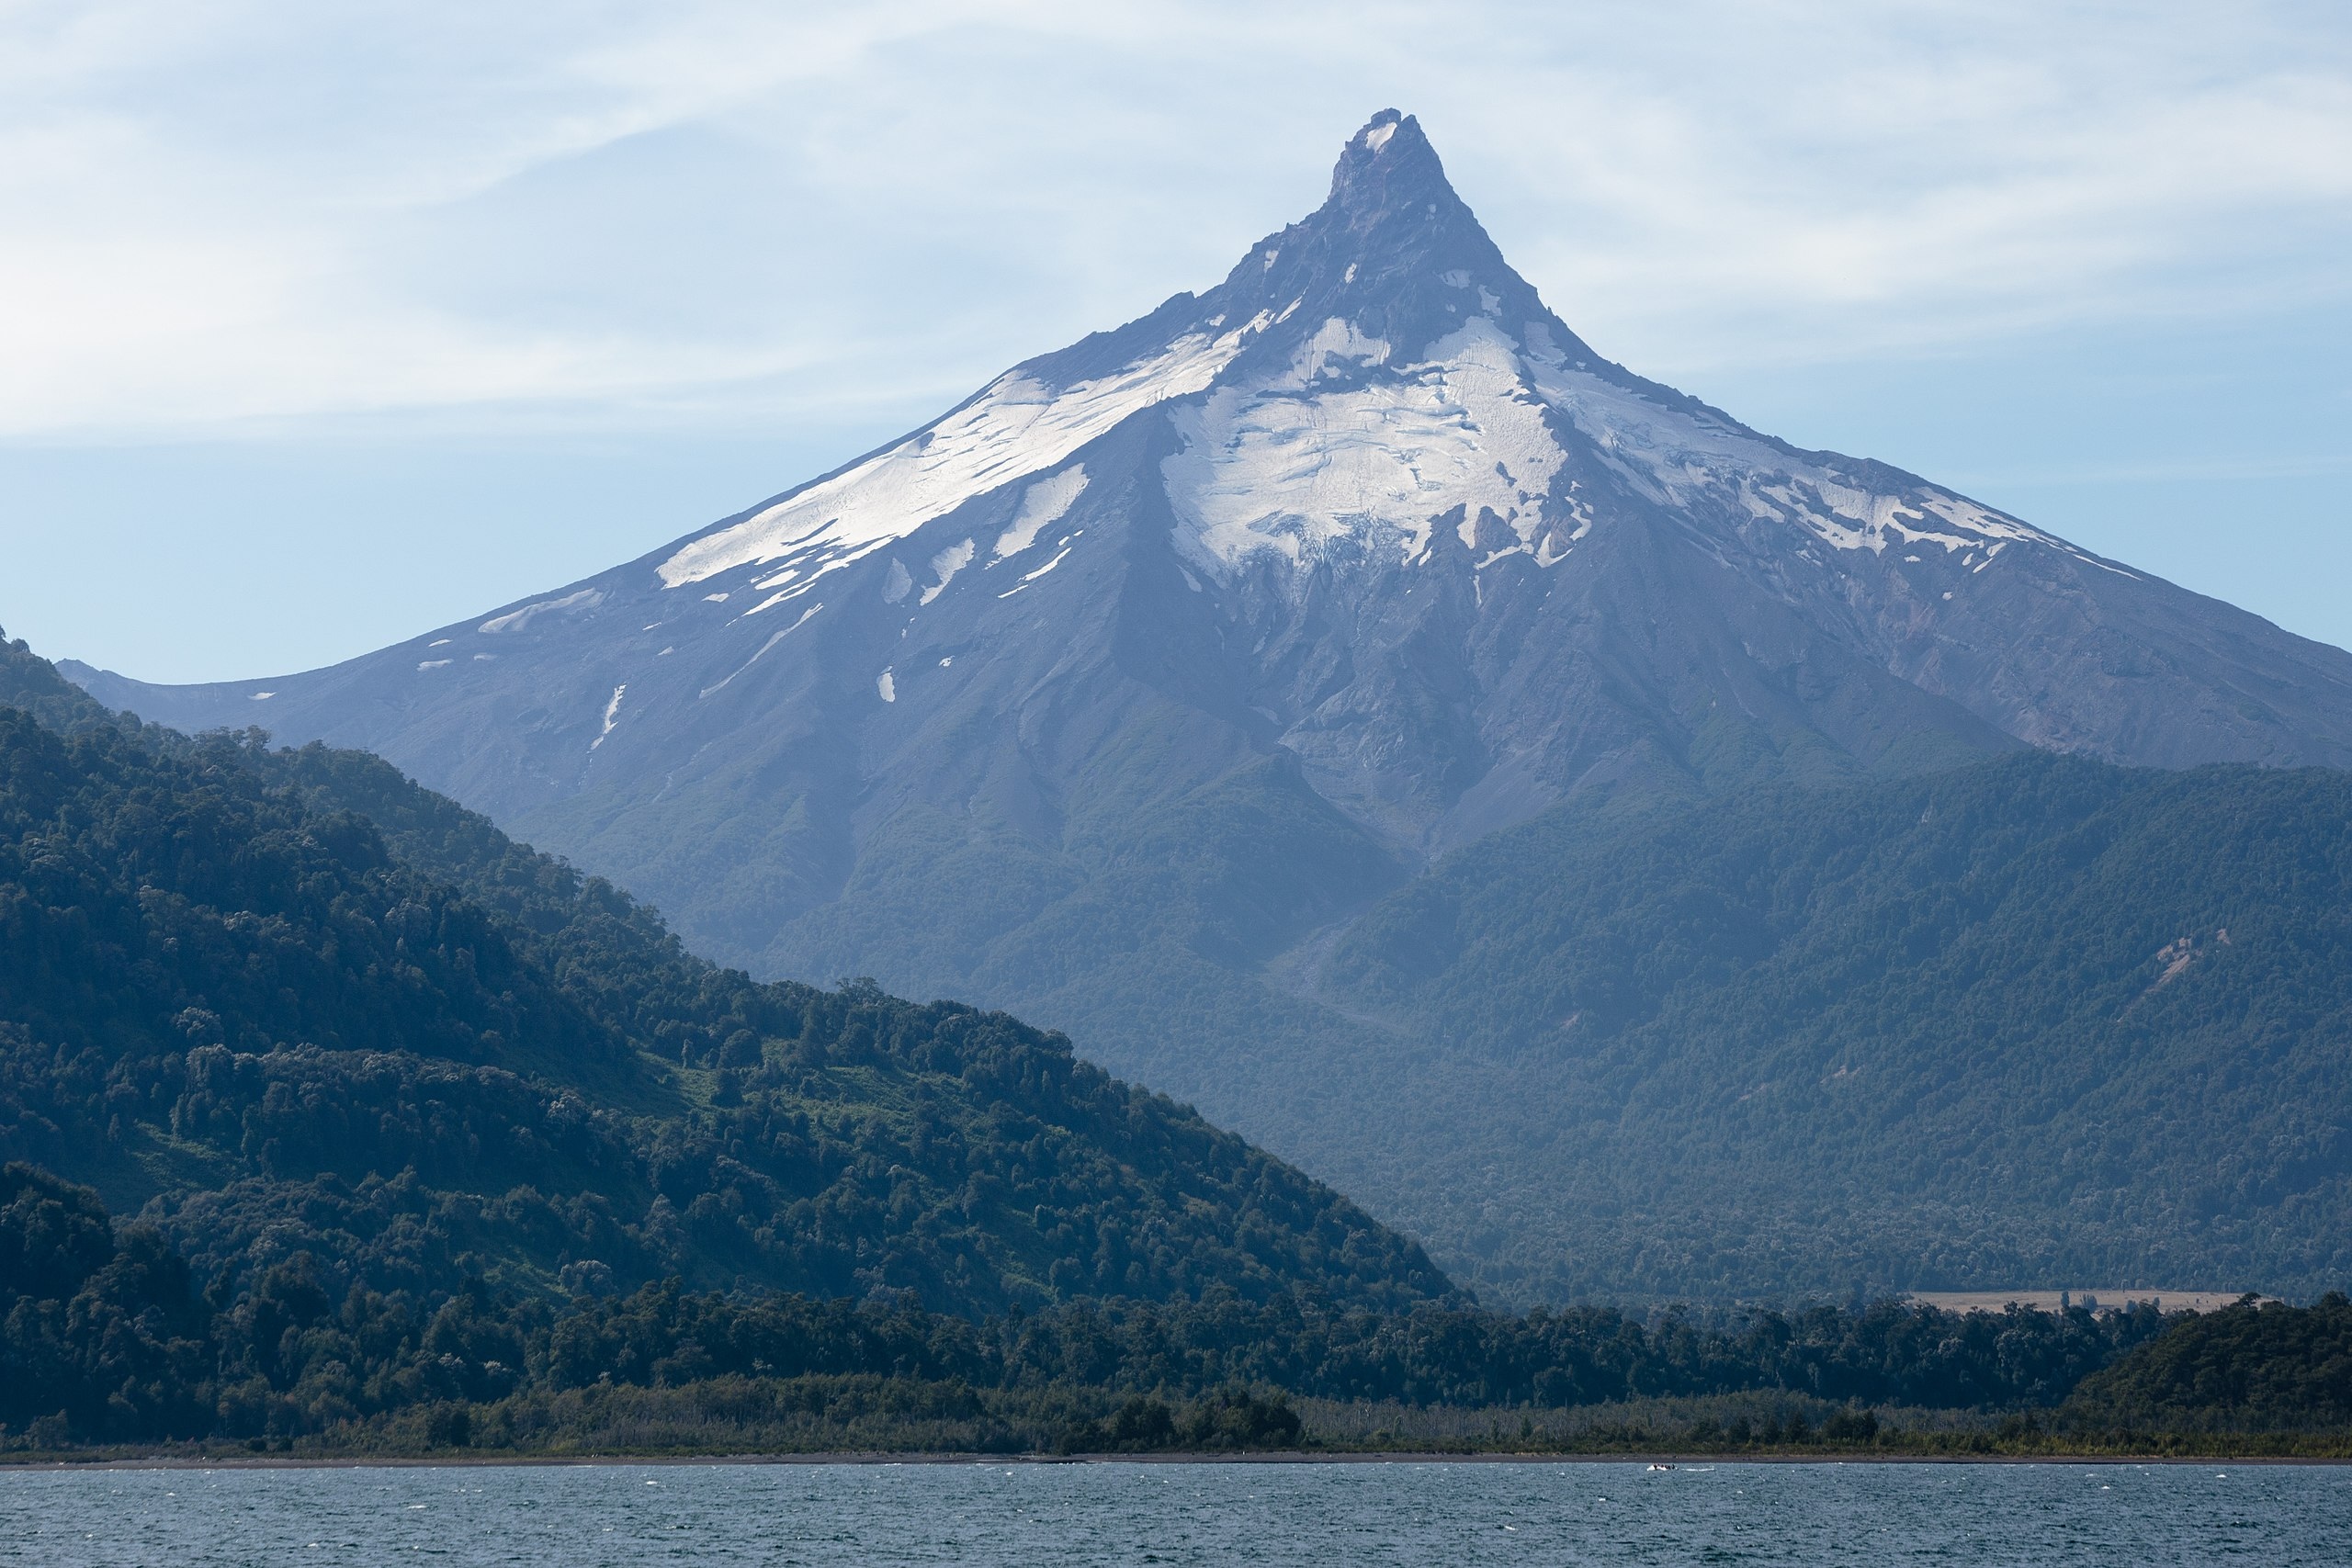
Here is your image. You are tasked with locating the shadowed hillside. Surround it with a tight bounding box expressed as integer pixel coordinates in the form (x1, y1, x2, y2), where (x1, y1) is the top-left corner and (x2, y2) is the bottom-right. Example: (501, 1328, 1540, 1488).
(0, 630, 1448, 1314)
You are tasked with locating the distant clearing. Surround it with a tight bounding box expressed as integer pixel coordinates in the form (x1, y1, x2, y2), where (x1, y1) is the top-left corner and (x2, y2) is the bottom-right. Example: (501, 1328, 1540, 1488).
(1908, 1290, 2257, 1314)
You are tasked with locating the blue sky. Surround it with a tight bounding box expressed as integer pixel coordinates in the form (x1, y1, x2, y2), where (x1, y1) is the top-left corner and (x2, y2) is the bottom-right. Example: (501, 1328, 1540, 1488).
(3, 1, 2347, 681)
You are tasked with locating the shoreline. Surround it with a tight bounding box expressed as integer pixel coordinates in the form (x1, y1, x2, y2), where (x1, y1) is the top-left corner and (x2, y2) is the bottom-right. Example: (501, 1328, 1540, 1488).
(6, 1450, 2346, 1472)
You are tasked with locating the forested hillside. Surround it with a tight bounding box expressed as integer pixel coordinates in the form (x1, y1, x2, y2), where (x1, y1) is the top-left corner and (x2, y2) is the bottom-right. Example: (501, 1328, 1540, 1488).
(2063, 1293, 2352, 1433)
(0, 631, 1446, 1314)
(1308, 753, 2352, 1303)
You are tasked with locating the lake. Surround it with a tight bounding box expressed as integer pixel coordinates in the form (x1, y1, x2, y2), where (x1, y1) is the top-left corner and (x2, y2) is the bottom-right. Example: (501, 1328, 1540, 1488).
(2, 1458, 2345, 1565)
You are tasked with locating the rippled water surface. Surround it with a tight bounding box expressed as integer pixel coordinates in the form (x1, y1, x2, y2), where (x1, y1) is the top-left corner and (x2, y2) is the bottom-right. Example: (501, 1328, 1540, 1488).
(3, 1459, 2346, 1566)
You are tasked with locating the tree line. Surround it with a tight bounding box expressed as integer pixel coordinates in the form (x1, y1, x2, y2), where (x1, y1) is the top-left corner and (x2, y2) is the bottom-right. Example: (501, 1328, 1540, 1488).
(11, 1158, 2267, 1454)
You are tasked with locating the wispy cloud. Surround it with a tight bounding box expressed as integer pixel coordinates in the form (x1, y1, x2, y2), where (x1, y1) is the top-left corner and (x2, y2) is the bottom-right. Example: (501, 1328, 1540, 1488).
(2, 0, 2346, 441)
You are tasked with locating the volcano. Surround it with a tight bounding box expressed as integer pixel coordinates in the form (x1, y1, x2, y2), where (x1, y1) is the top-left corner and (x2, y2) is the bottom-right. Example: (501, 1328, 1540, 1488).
(71, 112, 2352, 1301)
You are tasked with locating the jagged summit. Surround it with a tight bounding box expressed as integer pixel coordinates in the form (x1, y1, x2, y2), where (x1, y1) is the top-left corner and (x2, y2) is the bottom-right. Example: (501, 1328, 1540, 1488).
(1334, 110, 1420, 183)
(1318, 111, 1486, 246)
(1196, 111, 1584, 378)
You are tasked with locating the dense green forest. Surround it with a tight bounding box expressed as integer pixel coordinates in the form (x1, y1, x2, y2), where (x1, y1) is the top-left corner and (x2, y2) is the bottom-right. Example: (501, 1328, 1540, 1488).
(2064, 1292, 2352, 1432)
(11, 1159, 2278, 1455)
(1290, 751, 2352, 1303)
(0, 631, 1444, 1314)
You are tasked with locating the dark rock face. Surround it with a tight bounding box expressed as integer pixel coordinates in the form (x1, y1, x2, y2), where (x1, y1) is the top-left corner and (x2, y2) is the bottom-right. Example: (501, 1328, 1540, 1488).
(67, 112, 2352, 1299)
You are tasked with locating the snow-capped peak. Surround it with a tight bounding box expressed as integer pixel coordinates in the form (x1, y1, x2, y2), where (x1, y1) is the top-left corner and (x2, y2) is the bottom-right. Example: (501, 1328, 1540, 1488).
(655, 108, 2066, 607)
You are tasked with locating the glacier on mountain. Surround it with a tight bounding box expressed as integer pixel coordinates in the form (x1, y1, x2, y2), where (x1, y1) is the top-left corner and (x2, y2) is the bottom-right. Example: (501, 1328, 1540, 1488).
(1164, 315, 1563, 574)
(654, 322, 1264, 591)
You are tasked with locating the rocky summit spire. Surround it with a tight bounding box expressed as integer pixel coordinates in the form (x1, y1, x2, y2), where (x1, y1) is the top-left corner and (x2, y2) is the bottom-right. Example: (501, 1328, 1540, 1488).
(1321, 109, 1468, 230)
(1201, 110, 1572, 368)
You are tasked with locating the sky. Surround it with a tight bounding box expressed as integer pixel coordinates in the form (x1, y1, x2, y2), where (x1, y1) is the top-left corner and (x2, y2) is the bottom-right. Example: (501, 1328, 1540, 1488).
(2, 0, 2348, 682)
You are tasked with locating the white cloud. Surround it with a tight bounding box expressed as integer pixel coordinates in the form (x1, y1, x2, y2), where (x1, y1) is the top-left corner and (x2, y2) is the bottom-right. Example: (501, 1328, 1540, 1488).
(0, 0, 2346, 439)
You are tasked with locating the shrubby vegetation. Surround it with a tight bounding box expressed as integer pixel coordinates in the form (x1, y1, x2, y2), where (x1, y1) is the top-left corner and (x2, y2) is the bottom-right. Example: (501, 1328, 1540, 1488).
(0, 632, 1444, 1313)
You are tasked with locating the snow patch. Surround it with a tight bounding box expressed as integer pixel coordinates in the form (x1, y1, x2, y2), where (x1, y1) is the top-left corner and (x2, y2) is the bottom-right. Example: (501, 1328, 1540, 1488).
(1290, 318, 1390, 382)
(752, 536, 893, 606)
(992, 467, 1089, 560)
(479, 587, 604, 635)
(699, 604, 820, 698)
(1364, 121, 1396, 152)
(881, 558, 913, 604)
(417, 660, 451, 671)
(1021, 544, 1075, 582)
(249, 691, 274, 701)
(591, 683, 627, 750)
(876, 671, 896, 703)
(428, 638, 450, 648)
(920, 538, 976, 604)
(1521, 352, 2056, 567)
